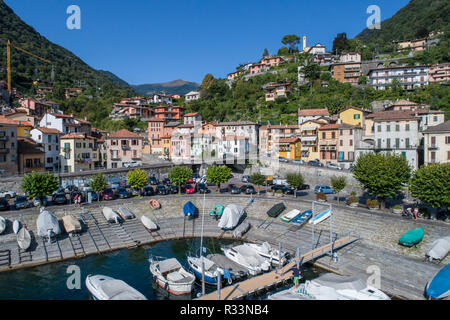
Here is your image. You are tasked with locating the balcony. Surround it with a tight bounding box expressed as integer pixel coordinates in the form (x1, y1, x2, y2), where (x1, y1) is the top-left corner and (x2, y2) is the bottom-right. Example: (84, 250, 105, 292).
(0, 136, 9, 141)
(0, 148, 9, 154)
(428, 144, 439, 150)
(121, 144, 130, 150)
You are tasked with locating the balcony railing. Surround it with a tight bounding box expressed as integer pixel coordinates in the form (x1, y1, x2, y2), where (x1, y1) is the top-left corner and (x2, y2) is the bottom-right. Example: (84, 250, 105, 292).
(121, 145, 131, 150)
(428, 144, 438, 150)
(0, 148, 9, 154)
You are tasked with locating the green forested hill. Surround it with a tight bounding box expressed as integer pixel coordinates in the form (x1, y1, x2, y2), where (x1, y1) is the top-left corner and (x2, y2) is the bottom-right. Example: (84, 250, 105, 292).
(0, 0, 133, 94)
(357, 0, 449, 49)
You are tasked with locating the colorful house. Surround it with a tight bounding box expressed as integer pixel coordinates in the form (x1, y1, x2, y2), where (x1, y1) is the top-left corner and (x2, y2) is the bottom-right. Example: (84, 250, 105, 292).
(318, 124, 339, 164)
(277, 137, 301, 160)
(338, 106, 367, 127)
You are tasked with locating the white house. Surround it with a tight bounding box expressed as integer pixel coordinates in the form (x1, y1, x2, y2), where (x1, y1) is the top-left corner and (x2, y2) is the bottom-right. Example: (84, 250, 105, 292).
(40, 113, 80, 134)
(30, 127, 63, 172)
(369, 65, 429, 91)
(185, 91, 200, 102)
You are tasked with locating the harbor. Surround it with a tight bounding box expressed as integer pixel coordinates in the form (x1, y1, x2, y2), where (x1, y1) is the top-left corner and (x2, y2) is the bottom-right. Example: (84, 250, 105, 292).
(0, 194, 448, 300)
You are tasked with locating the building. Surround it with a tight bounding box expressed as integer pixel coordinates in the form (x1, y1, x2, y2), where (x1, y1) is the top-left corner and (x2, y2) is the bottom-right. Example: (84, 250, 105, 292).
(396, 38, 427, 52)
(170, 124, 195, 163)
(300, 120, 323, 162)
(183, 112, 202, 127)
(264, 82, 292, 102)
(40, 113, 81, 134)
(306, 44, 326, 55)
(106, 129, 143, 169)
(385, 99, 420, 111)
(216, 121, 259, 157)
(331, 62, 362, 85)
(150, 94, 173, 105)
(153, 105, 184, 121)
(65, 88, 83, 99)
(422, 121, 450, 164)
(339, 52, 361, 63)
(36, 86, 54, 97)
(0, 117, 18, 175)
(318, 124, 339, 164)
(277, 137, 301, 160)
(60, 133, 97, 173)
(17, 138, 44, 174)
(428, 63, 450, 83)
(227, 70, 245, 80)
(19, 98, 52, 119)
(259, 124, 300, 157)
(30, 127, 63, 172)
(369, 65, 428, 91)
(161, 135, 172, 160)
(338, 106, 368, 127)
(248, 63, 268, 75)
(110, 103, 153, 121)
(147, 118, 165, 154)
(298, 108, 329, 125)
(260, 55, 287, 68)
(216, 136, 249, 163)
(185, 91, 200, 102)
(3, 110, 36, 127)
(313, 53, 335, 66)
(337, 124, 362, 169)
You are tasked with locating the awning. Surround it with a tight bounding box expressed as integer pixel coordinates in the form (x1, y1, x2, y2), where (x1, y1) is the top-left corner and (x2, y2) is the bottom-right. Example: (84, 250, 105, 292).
(301, 126, 317, 131)
(301, 136, 317, 142)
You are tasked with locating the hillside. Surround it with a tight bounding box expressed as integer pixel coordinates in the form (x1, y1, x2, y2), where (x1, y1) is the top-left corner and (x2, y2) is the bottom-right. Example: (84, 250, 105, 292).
(0, 0, 133, 94)
(132, 79, 200, 96)
(357, 0, 449, 47)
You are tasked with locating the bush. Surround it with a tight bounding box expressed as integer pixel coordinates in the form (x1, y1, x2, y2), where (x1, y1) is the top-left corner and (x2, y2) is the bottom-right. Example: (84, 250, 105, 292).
(346, 196, 359, 205)
(366, 199, 379, 208)
(393, 204, 402, 210)
(316, 192, 327, 201)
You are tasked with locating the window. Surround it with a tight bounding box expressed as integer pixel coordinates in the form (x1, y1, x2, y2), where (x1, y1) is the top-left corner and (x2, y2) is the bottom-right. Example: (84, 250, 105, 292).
(76, 143, 81, 148)
(448, 151, 450, 160)
(11, 155, 15, 162)
(406, 138, 410, 148)
(431, 136, 436, 147)
(433, 116, 438, 122)
(377, 125, 381, 132)
(340, 140, 343, 146)
(395, 138, 400, 148)
(446, 136, 450, 144)
(405, 123, 410, 131)
(0, 155, 5, 162)
(322, 132, 326, 139)
(331, 132, 335, 139)
(386, 139, 391, 148)
(353, 114, 360, 119)
(48, 145, 52, 151)
(47, 157, 53, 164)
(349, 139, 353, 146)
(395, 124, 400, 132)
(386, 125, 390, 132)
(48, 136, 51, 143)
(378, 139, 381, 148)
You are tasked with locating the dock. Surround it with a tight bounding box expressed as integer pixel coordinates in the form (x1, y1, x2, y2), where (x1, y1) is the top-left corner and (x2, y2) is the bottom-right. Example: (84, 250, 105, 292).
(197, 235, 359, 300)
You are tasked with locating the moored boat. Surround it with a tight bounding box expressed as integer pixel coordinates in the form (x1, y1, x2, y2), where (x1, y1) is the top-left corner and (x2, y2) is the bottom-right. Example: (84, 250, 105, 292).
(85, 275, 147, 300)
(267, 203, 286, 218)
(17, 227, 31, 250)
(222, 244, 271, 276)
(149, 200, 160, 209)
(187, 256, 225, 285)
(245, 242, 288, 266)
(209, 204, 224, 217)
(309, 208, 331, 225)
(102, 207, 122, 224)
(149, 257, 195, 295)
(62, 215, 82, 234)
(280, 209, 300, 223)
(425, 264, 450, 299)
(0, 216, 6, 234)
(12, 220, 21, 234)
(183, 201, 197, 218)
(141, 215, 158, 231)
(118, 207, 135, 220)
(36, 209, 61, 238)
(398, 227, 424, 247)
(291, 209, 313, 226)
(426, 237, 450, 261)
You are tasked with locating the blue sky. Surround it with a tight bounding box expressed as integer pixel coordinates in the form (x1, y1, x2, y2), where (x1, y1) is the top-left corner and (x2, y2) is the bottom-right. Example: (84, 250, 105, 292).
(5, 0, 409, 85)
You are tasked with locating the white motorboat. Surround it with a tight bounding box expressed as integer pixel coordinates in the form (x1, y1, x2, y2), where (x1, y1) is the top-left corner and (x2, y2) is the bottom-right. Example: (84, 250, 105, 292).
(149, 257, 195, 295)
(85, 275, 147, 300)
(102, 207, 122, 224)
(305, 273, 391, 300)
(0, 216, 6, 234)
(17, 227, 31, 250)
(268, 283, 346, 300)
(309, 208, 331, 225)
(141, 215, 158, 231)
(222, 245, 271, 276)
(187, 256, 224, 285)
(245, 242, 288, 266)
(12, 220, 21, 234)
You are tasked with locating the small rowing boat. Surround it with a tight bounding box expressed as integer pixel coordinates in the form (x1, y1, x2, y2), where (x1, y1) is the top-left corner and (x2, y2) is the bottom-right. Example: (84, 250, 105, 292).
(17, 227, 31, 250)
(292, 209, 313, 226)
(86, 275, 147, 300)
(118, 207, 135, 220)
(0, 216, 5, 234)
(102, 207, 122, 224)
(13, 220, 21, 234)
(149, 199, 160, 209)
(280, 209, 300, 223)
(399, 227, 424, 247)
(309, 208, 331, 225)
(141, 215, 158, 231)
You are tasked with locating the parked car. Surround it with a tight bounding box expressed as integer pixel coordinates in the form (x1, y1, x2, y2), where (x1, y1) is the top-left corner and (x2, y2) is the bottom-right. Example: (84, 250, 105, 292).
(52, 192, 68, 205)
(14, 196, 29, 209)
(327, 163, 342, 170)
(124, 161, 141, 168)
(184, 184, 195, 194)
(117, 187, 132, 199)
(53, 187, 65, 195)
(141, 186, 155, 196)
(167, 185, 178, 194)
(102, 188, 116, 200)
(32, 196, 47, 207)
(162, 178, 171, 185)
(270, 185, 294, 195)
(308, 160, 323, 167)
(196, 183, 210, 194)
(292, 159, 305, 165)
(240, 184, 257, 194)
(64, 185, 79, 193)
(278, 157, 289, 163)
(156, 184, 169, 195)
(299, 183, 310, 190)
(148, 177, 159, 185)
(314, 185, 334, 194)
(223, 184, 240, 194)
(83, 190, 99, 202)
(0, 198, 9, 211)
(187, 178, 194, 184)
(241, 175, 250, 183)
(0, 190, 16, 200)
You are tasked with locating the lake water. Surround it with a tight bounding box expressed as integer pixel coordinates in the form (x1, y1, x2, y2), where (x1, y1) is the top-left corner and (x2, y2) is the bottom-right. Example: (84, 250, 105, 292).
(0, 238, 323, 300)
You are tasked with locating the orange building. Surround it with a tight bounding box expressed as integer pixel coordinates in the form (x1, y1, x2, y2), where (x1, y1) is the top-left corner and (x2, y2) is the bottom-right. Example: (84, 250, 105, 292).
(318, 124, 339, 164)
(154, 105, 184, 120)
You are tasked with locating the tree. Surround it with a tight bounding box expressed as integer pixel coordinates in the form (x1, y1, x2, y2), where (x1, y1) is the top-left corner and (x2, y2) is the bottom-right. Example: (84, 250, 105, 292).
(358, 76, 368, 85)
(21, 172, 58, 200)
(330, 176, 347, 204)
(286, 172, 304, 197)
(281, 35, 300, 53)
(127, 169, 148, 190)
(206, 165, 231, 191)
(89, 173, 108, 201)
(410, 163, 450, 210)
(169, 166, 193, 193)
(277, 46, 289, 56)
(262, 48, 269, 57)
(249, 172, 266, 195)
(200, 73, 215, 91)
(332, 33, 349, 55)
(320, 72, 332, 82)
(352, 153, 411, 209)
(303, 63, 320, 87)
(416, 27, 429, 39)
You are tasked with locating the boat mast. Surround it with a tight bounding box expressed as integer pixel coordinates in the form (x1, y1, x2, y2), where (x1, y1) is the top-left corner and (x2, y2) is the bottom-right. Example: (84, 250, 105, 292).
(200, 192, 206, 295)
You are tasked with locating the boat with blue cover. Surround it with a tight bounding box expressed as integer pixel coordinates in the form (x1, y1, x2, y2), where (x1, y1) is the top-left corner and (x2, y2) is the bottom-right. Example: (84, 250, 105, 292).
(183, 201, 197, 218)
(425, 264, 450, 299)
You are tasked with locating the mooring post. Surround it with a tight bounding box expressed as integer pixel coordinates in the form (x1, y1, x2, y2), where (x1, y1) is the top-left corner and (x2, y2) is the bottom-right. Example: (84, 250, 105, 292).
(296, 247, 300, 268)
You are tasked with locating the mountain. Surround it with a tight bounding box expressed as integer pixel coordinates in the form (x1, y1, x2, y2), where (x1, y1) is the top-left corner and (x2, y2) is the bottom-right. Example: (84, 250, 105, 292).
(357, 0, 449, 45)
(99, 70, 131, 88)
(0, 0, 133, 93)
(132, 79, 200, 96)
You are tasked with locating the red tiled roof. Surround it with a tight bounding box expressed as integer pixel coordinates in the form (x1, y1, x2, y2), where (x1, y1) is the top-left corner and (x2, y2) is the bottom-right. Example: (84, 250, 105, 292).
(318, 124, 339, 130)
(51, 113, 73, 119)
(221, 136, 248, 141)
(107, 129, 143, 139)
(298, 108, 329, 117)
(61, 133, 87, 139)
(0, 116, 19, 125)
(184, 112, 199, 117)
(278, 137, 300, 143)
(35, 127, 62, 134)
(367, 110, 418, 121)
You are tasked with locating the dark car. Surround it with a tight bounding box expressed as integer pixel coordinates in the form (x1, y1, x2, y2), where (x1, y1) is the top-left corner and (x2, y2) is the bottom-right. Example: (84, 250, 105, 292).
(196, 183, 210, 194)
(308, 160, 323, 167)
(52, 192, 67, 205)
(156, 184, 168, 195)
(167, 185, 178, 194)
(141, 186, 155, 196)
(0, 198, 9, 211)
(240, 184, 256, 194)
(148, 177, 159, 185)
(14, 196, 30, 209)
(64, 185, 79, 193)
(102, 188, 116, 201)
(117, 187, 132, 199)
(162, 178, 171, 185)
(278, 157, 289, 163)
(270, 185, 294, 195)
(220, 184, 240, 194)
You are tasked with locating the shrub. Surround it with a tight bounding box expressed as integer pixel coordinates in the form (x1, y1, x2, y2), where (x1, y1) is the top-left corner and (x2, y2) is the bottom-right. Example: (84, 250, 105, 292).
(393, 204, 402, 210)
(346, 196, 359, 205)
(316, 192, 327, 201)
(366, 199, 379, 208)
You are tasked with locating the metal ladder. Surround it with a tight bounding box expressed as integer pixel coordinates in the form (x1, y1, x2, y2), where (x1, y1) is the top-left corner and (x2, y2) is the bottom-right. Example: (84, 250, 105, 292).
(0, 250, 11, 267)
(68, 234, 85, 257)
(18, 247, 32, 264)
(79, 211, 111, 252)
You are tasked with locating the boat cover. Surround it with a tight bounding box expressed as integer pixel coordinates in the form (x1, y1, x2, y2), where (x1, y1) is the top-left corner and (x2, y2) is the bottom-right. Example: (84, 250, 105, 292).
(62, 215, 81, 233)
(233, 221, 250, 238)
(218, 204, 244, 229)
(183, 201, 197, 217)
(267, 203, 286, 218)
(209, 204, 225, 216)
(99, 280, 146, 300)
(426, 264, 450, 299)
(313, 273, 366, 291)
(427, 237, 450, 260)
(158, 258, 182, 274)
(36, 209, 61, 237)
(399, 227, 424, 246)
(119, 207, 135, 219)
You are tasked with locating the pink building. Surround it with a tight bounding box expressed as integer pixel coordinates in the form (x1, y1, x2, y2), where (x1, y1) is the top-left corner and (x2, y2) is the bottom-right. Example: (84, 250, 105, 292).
(429, 63, 450, 83)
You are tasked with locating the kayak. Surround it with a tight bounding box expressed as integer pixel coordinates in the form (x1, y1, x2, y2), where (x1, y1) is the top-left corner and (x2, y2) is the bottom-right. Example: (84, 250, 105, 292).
(399, 227, 424, 247)
(267, 203, 286, 218)
(209, 204, 224, 216)
(425, 264, 450, 299)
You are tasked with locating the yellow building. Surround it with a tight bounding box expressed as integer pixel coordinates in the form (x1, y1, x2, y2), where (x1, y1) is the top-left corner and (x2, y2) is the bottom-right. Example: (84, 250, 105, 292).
(338, 106, 366, 127)
(300, 120, 323, 162)
(277, 137, 301, 160)
(162, 135, 172, 160)
(60, 133, 97, 173)
(17, 120, 33, 137)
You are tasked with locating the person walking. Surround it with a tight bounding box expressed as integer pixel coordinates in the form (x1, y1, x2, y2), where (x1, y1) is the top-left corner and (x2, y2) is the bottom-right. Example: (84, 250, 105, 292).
(413, 207, 419, 220)
(289, 265, 301, 289)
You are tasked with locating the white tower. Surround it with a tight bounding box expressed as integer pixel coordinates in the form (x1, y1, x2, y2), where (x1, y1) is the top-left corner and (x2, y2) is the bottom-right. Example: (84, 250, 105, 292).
(303, 36, 307, 51)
